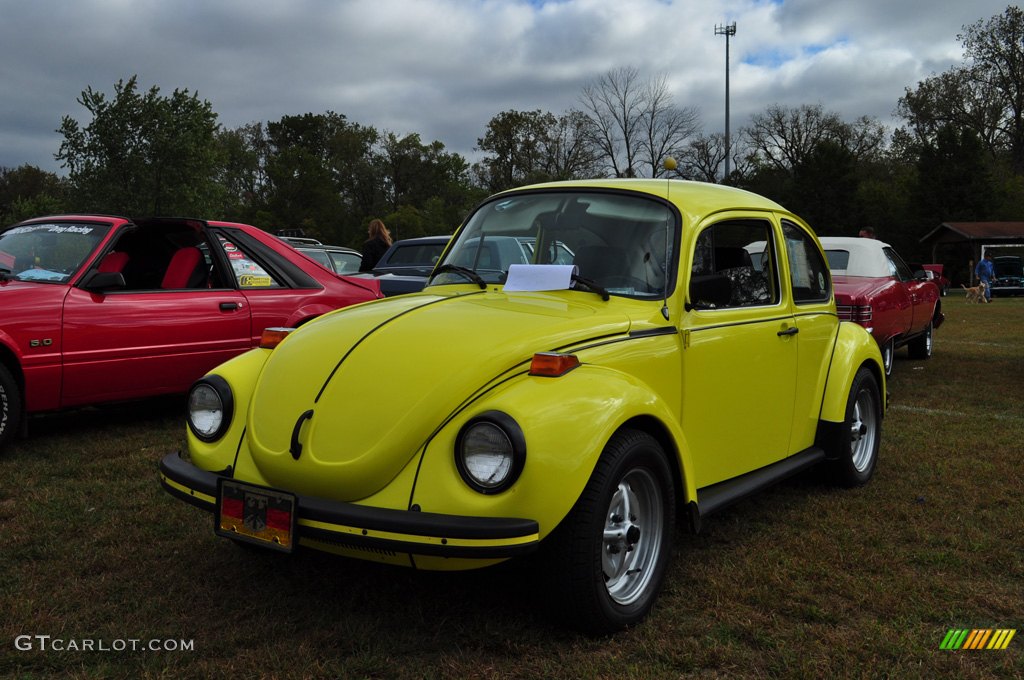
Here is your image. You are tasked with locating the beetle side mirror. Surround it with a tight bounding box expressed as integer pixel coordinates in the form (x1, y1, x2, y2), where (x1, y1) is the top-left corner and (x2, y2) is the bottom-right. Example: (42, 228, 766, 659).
(81, 271, 127, 292)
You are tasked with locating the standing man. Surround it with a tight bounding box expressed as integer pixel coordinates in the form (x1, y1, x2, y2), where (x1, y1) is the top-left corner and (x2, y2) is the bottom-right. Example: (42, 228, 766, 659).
(974, 251, 995, 302)
(858, 227, 876, 239)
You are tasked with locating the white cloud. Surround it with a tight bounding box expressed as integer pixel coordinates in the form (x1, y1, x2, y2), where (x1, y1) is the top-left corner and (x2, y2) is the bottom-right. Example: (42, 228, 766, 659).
(0, 0, 1014, 174)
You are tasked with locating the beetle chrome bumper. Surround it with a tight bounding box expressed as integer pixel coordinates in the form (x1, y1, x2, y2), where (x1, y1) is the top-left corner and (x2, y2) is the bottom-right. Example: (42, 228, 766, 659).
(159, 452, 540, 559)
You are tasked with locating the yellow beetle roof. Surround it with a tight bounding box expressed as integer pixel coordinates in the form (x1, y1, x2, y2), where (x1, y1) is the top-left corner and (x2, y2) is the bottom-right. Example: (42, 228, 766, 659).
(503, 178, 789, 224)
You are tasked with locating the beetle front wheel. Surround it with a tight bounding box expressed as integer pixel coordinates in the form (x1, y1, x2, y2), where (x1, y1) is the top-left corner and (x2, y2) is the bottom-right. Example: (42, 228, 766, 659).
(546, 429, 675, 634)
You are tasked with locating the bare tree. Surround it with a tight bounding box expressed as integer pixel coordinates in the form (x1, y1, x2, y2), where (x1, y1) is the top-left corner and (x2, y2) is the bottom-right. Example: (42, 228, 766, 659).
(744, 103, 846, 172)
(579, 66, 700, 178)
(544, 110, 601, 180)
(579, 66, 645, 177)
(678, 133, 728, 182)
(640, 75, 701, 178)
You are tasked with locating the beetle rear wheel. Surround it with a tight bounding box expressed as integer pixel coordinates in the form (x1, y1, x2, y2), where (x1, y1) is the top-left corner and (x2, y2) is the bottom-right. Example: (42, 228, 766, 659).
(829, 367, 881, 487)
(0, 364, 23, 453)
(546, 429, 675, 634)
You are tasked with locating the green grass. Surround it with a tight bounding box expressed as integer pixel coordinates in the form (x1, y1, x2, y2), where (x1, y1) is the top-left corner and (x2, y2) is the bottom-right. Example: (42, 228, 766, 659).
(2, 294, 1022, 679)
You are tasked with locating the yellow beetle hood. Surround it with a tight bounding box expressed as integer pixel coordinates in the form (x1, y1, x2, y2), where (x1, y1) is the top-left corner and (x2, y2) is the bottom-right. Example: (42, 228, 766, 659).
(245, 289, 630, 501)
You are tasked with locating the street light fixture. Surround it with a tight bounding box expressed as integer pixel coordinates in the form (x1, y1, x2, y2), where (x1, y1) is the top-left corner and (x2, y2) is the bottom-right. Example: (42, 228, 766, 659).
(715, 21, 736, 182)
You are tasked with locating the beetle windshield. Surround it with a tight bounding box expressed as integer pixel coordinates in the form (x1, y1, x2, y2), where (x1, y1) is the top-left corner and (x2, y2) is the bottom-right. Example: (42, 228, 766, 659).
(0, 222, 111, 283)
(433, 190, 677, 299)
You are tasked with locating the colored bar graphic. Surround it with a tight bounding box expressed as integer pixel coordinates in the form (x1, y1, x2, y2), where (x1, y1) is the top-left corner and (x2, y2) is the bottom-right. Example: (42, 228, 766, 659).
(941, 629, 1016, 650)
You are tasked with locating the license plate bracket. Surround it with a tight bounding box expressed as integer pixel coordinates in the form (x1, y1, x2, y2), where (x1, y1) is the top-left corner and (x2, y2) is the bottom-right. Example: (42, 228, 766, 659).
(216, 479, 297, 553)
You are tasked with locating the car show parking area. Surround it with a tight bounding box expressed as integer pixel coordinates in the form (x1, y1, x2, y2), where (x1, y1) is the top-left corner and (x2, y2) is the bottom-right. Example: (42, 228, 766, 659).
(1, 294, 1020, 679)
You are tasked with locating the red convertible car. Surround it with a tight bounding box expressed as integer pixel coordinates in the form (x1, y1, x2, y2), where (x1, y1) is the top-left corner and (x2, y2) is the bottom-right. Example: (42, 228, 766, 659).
(819, 237, 943, 375)
(0, 215, 382, 451)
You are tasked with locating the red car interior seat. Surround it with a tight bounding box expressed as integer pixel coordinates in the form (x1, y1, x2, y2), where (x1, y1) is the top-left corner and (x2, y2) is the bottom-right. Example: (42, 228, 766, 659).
(97, 251, 130, 273)
(161, 247, 207, 289)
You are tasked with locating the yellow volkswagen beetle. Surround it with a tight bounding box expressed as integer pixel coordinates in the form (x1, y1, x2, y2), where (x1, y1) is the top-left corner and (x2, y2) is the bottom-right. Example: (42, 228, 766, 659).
(160, 179, 885, 633)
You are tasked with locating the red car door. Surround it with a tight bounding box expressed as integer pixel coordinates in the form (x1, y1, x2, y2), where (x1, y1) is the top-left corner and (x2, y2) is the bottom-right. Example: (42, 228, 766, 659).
(883, 246, 929, 335)
(59, 287, 249, 407)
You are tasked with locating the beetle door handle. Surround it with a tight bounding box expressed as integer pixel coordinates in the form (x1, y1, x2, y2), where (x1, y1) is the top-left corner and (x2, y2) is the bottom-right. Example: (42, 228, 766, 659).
(777, 326, 799, 337)
(220, 302, 240, 311)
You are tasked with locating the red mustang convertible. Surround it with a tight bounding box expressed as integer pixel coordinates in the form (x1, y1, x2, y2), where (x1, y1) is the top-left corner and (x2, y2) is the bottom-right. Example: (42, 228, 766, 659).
(0, 215, 382, 451)
(819, 237, 943, 375)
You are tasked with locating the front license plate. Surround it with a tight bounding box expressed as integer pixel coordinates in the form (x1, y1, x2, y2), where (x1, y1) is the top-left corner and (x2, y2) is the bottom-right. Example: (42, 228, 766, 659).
(216, 479, 297, 553)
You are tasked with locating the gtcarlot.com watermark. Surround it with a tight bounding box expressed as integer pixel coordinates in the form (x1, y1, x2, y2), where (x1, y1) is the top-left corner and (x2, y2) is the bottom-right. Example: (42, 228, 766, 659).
(14, 635, 194, 653)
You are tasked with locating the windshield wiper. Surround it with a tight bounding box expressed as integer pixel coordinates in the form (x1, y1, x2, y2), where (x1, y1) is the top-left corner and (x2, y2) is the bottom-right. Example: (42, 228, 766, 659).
(431, 263, 486, 289)
(571, 273, 609, 301)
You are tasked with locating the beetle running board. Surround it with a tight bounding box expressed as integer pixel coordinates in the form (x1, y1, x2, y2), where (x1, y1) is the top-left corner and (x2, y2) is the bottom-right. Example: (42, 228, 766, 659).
(688, 447, 826, 533)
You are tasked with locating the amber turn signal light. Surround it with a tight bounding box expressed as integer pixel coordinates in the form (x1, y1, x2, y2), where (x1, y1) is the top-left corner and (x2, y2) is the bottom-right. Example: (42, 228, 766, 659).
(260, 327, 295, 349)
(529, 352, 580, 377)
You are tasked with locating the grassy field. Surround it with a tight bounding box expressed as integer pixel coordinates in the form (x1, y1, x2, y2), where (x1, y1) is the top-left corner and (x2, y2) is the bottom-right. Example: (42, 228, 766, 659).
(1, 293, 1022, 679)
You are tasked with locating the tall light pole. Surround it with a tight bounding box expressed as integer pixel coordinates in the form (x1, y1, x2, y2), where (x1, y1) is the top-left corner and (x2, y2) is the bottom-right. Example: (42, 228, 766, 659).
(715, 21, 736, 182)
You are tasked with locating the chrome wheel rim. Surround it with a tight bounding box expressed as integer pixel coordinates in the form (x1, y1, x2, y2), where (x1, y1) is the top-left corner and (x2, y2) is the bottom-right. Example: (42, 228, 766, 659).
(882, 340, 893, 375)
(849, 388, 878, 473)
(602, 468, 664, 605)
(924, 325, 933, 356)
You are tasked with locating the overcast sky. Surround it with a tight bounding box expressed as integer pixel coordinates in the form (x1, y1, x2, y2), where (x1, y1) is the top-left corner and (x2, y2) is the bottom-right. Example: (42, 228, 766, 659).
(0, 0, 1013, 175)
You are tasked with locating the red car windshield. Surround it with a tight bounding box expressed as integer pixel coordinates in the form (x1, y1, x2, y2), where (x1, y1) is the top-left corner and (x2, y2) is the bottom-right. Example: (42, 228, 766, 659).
(0, 222, 111, 283)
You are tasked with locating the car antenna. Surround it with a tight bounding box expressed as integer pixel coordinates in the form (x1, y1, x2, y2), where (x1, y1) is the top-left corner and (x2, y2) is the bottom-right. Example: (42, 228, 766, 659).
(659, 157, 678, 321)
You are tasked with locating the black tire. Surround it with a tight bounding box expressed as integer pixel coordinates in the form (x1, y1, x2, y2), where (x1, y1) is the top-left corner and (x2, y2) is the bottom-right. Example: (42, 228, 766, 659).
(545, 429, 675, 634)
(907, 321, 933, 360)
(0, 364, 23, 453)
(829, 368, 881, 488)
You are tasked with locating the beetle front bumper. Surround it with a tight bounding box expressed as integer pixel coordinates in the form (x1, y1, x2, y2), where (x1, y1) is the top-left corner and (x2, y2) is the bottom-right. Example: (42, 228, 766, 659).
(158, 452, 540, 559)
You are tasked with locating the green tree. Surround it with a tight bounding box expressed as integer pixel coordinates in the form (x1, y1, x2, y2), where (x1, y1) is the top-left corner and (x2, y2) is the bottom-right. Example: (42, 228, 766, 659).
(214, 122, 269, 223)
(473, 110, 596, 192)
(898, 6, 1024, 173)
(474, 110, 557, 192)
(56, 76, 223, 215)
(374, 132, 474, 238)
(739, 104, 887, 236)
(914, 125, 996, 225)
(0, 164, 67, 224)
(262, 112, 379, 244)
(791, 140, 861, 235)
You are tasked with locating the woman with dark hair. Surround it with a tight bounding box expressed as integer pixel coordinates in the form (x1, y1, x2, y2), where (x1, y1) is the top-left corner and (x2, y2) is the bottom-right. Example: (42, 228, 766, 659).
(359, 218, 393, 272)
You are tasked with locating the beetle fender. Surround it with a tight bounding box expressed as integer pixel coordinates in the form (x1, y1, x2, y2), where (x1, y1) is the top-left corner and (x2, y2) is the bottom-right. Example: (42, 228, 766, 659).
(187, 346, 273, 475)
(409, 363, 695, 540)
(819, 322, 886, 424)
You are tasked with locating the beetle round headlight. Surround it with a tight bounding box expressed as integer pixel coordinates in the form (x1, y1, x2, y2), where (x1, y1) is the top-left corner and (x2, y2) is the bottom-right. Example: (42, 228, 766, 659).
(455, 412, 526, 494)
(187, 376, 233, 442)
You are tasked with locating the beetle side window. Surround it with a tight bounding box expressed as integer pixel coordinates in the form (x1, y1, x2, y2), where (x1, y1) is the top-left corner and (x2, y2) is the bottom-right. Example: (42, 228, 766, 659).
(781, 221, 831, 303)
(689, 220, 778, 309)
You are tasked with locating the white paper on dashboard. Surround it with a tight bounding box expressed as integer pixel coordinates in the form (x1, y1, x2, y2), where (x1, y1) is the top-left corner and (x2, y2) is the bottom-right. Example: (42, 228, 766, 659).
(503, 264, 578, 292)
